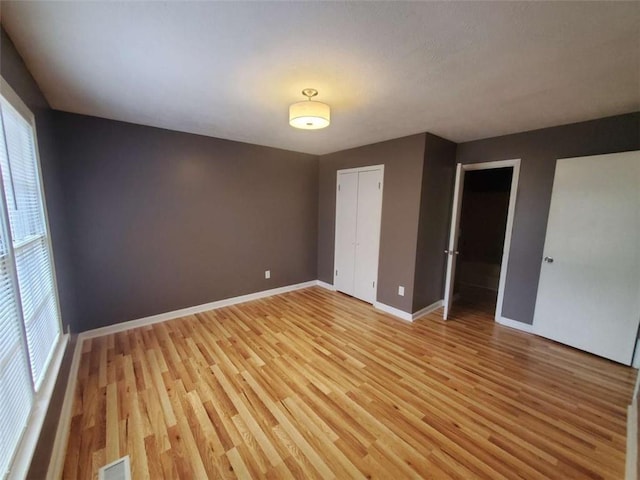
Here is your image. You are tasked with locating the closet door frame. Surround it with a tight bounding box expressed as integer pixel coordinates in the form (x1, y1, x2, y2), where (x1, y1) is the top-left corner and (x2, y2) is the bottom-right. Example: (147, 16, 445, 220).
(333, 164, 384, 303)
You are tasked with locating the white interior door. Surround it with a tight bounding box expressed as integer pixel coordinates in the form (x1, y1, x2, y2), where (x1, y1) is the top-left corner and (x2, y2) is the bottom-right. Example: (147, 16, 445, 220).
(334, 172, 358, 295)
(353, 169, 383, 303)
(443, 163, 464, 319)
(533, 151, 640, 365)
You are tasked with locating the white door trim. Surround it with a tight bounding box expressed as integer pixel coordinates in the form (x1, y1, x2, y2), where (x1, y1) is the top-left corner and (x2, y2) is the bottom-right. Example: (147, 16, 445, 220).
(335, 165, 385, 175)
(443, 159, 520, 322)
(333, 164, 384, 304)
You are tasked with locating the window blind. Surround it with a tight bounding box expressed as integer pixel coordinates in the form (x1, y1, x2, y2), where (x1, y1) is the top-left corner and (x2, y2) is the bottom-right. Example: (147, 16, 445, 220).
(0, 104, 34, 478)
(0, 92, 61, 477)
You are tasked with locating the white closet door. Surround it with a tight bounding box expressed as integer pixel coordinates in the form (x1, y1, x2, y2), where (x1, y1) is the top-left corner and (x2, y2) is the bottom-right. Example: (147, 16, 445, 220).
(354, 169, 383, 303)
(334, 172, 358, 295)
(533, 151, 640, 365)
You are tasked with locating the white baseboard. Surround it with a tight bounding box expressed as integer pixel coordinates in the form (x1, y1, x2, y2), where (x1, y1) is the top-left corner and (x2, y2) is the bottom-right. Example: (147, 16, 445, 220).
(374, 301, 413, 322)
(627, 399, 638, 480)
(458, 280, 499, 292)
(46, 335, 82, 480)
(317, 283, 440, 323)
(81, 280, 317, 340)
(496, 316, 534, 333)
(629, 371, 640, 480)
(8, 334, 69, 480)
(412, 300, 443, 321)
(316, 280, 336, 291)
(319, 283, 415, 322)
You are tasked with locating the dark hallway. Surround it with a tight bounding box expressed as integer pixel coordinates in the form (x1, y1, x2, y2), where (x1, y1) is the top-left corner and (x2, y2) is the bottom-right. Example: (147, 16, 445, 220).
(453, 167, 513, 317)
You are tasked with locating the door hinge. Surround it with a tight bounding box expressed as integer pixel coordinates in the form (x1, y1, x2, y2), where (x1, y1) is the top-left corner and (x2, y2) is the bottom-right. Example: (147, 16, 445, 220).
(378, 182, 381, 189)
(335, 269, 338, 276)
(373, 281, 375, 288)
(338, 184, 341, 191)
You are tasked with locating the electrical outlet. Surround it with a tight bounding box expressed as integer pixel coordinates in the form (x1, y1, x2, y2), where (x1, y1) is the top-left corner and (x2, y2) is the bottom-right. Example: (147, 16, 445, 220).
(398, 286, 405, 296)
(265, 270, 271, 279)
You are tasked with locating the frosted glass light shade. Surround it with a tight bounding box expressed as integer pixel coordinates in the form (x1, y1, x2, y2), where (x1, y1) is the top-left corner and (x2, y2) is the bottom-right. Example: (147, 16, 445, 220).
(289, 100, 330, 129)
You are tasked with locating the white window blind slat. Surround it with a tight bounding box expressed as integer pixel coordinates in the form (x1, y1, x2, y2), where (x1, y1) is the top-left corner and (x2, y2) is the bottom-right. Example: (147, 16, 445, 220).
(0, 259, 22, 368)
(0, 344, 33, 477)
(0, 109, 45, 241)
(16, 238, 54, 323)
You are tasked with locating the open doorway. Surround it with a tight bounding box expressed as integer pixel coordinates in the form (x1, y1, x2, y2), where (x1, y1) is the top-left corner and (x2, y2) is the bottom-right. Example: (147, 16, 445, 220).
(443, 159, 520, 321)
(454, 168, 512, 315)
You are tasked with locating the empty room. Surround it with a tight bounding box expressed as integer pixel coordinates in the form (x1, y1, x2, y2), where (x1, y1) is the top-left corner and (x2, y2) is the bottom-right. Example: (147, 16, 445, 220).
(1, 1, 639, 479)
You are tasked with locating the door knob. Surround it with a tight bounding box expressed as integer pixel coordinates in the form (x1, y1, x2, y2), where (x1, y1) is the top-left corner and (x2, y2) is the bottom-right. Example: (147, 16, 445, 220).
(543, 256, 554, 263)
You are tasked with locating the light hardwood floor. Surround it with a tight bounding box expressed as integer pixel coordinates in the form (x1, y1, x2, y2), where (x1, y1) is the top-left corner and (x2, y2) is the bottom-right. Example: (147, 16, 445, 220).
(62, 286, 636, 479)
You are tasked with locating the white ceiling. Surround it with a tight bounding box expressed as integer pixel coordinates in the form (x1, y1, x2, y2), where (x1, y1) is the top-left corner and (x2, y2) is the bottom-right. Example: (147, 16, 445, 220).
(2, 1, 639, 155)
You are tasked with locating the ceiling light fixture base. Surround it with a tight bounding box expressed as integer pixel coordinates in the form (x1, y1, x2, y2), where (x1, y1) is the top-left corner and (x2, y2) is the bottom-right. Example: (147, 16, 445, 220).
(301, 88, 318, 99)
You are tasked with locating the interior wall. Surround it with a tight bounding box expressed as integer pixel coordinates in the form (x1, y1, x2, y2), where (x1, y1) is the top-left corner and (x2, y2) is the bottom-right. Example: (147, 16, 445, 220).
(456, 112, 640, 325)
(53, 111, 319, 331)
(412, 133, 457, 312)
(317, 134, 426, 313)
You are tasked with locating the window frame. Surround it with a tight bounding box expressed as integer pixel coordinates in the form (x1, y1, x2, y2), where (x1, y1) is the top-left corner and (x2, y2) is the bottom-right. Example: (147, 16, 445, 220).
(0, 75, 67, 480)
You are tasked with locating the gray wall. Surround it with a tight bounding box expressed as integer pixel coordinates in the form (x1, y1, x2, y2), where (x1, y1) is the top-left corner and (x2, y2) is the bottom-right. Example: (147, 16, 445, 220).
(52, 112, 319, 331)
(412, 134, 457, 312)
(457, 112, 640, 324)
(318, 134, 425, 312)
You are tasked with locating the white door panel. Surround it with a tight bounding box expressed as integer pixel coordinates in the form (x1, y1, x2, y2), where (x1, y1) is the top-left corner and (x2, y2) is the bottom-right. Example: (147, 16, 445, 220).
(334, 172, 358, 295)
(443, 164, 463, 319)
(333, 166, 384, 304)
(533, 151, 640, 365)
(354, 169, 383, 303)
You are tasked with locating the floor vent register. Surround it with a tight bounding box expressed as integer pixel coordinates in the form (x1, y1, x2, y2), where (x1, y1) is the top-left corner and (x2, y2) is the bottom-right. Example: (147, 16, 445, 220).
(98, 456, 131, 480)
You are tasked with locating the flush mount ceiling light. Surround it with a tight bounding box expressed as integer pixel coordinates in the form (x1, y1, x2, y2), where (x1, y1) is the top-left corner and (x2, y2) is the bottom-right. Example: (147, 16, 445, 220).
(289, 88, 330, 130)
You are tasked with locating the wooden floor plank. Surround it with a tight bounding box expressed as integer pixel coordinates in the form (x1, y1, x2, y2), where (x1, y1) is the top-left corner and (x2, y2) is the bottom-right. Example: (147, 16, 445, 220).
(61, 286, 636, 479)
